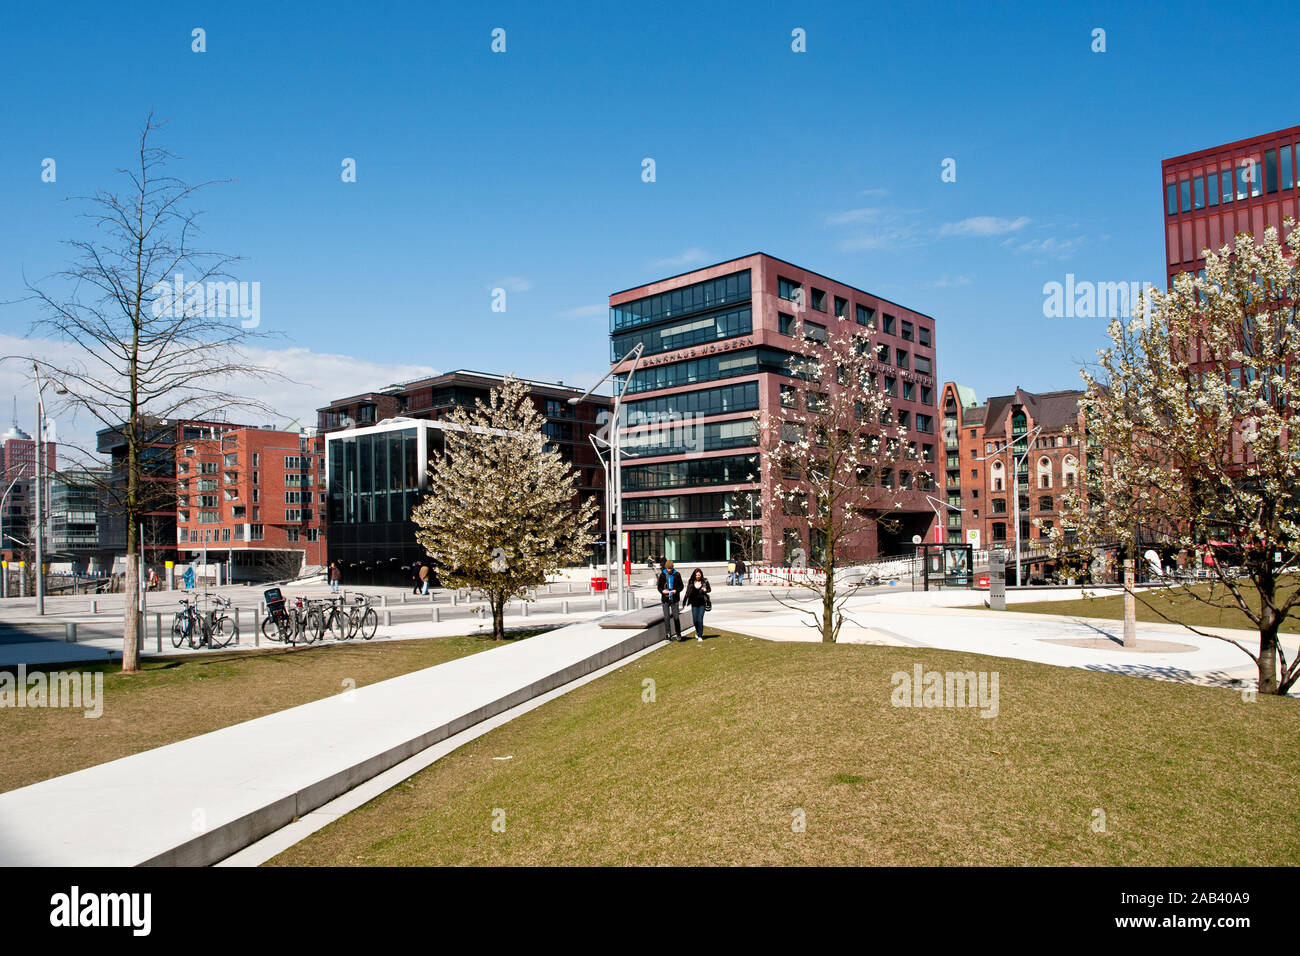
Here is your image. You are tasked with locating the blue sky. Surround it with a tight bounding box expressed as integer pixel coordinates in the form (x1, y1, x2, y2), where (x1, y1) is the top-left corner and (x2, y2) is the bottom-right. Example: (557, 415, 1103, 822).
(1, 0, 1295, 444)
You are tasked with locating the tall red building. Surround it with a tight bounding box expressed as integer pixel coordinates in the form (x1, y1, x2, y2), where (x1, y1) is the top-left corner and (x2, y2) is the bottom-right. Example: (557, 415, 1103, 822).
(1162, 125, 1300, 286)
(609, 253, 940, 565)
(175, 427, 326, 581)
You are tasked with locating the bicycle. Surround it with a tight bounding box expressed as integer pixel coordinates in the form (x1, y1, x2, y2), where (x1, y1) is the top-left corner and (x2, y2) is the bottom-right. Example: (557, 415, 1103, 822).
(327, 593, 377, 641)
(170, 596, 238, 650)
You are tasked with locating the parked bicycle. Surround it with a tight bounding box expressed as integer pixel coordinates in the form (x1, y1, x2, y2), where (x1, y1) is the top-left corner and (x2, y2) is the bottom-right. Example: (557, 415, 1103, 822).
(170, 595, 238, 650)
(325, 593, 378, 641)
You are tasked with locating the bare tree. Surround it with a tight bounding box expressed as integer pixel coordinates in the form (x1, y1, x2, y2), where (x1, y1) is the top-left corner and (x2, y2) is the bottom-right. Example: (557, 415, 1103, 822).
(758, 315, 913, 642)
(16, 116, 280, 672)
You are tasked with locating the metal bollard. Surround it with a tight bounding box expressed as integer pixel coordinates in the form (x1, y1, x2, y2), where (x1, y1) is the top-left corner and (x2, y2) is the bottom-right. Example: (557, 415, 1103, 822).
(450, 593, 457, 606)
(562, 600, 569, 614)
(433, 607, 441, 623)
(567, 582, 573, 593)
(381, 595, 388, 608)
(400, 593, 407, 604)
(155, 613, 162, 650)
(65, 621, 77, 643)
(234, 608, 240, 644)
(521, 602, 528, 618)
(90, 599, 97, 614)
(384, 610, 392, 627)
(601, 595, 608, 612)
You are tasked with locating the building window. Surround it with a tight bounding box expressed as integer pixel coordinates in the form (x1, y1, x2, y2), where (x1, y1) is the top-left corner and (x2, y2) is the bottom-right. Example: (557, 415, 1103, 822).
(903, 381, 914, 401)
(286, 528, 299, 542)
(1039, 496, 1053, 511)
(918, 326, 931, 347)
(1180, 178, 1191, 212)
(250, 524, 264, 541)
(921, 386, 933, 405)
(916, 414, 933, 434)
(914, 356, 932, 376)
(900, 320, 913, 341)
(1193, 175, 1205, 209)
(856, 304, 876, 328)
(1207, 171, 1219, 207)
(1166, 182, 1177, 215)
(1282, 145, 1294, 191)
(882, 314, 896, 335)
(992, 522, 1006, 542)
(810, 288, 826, 312)
(778, 276, 802, 305)
(834, 296, 848, 319)
(780, 385, 797, 408)
(1265, 149, 1279, 194)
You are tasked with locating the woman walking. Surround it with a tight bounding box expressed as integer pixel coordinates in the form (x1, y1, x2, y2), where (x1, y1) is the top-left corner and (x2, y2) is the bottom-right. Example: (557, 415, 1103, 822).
(683, 567, 712, 642)
(419, 562, 430, 595)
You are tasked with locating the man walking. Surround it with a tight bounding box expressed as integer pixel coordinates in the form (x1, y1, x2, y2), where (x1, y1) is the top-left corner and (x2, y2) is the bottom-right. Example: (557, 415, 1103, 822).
(328, 561, 341, 594)
(411, 560, 422, 595)
(657, 559, 684, 641)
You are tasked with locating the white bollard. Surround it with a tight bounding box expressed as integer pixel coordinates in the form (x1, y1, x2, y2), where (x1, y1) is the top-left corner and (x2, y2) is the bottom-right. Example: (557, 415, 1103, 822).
(384, 610, 392, 627)
(601, 595, 608, 612)
(90, 599, 97, 614)
(450, 593, 457, 606)
(521, 602, 528, 618)
(562, 600, 569, 614)
(433, 607, 441, 623)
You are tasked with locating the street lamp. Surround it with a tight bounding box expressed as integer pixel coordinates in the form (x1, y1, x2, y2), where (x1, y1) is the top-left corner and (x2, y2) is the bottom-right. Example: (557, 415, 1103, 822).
(568, 342, 644, 612)
(974, 424, 1043, 587)
(589, 434, 612, 597)
(32, 362, 69, 616)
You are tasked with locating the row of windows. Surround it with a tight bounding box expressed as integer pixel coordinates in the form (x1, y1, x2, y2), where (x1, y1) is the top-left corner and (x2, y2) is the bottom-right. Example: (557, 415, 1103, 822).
(778, 276, 932, 345)
(611, 270, 751, 333)
(619, 347, 794, 395)
(622, 419, 758, 459)
(623, 491, 761, 524)
(625, 381, 760, 428)
(621, 454, 761, 492)
(611, 305, 752, 362)
(990, 496, 1059, 514)
(1166, 143, 1297, 215)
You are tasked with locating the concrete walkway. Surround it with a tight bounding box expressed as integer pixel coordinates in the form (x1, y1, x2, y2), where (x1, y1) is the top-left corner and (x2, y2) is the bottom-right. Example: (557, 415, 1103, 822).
(0, 612, 666, 866)
(708, 592, 1300, 694)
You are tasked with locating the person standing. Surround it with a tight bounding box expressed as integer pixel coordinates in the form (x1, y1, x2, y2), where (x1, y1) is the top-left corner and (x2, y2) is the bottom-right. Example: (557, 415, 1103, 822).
(419, 562, 430, 595)
(726, 559, 737, 586)
(656, 559, 684, 642)
(735, 557, 747, 586)
(683, 568, 711, 641)
(328, 561, 341, 594)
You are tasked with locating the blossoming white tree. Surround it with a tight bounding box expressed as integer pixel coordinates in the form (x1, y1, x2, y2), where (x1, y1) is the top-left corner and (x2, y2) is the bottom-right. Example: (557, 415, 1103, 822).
(411, 376, 598, 641)
(758, 316, 914, 642)
(1052, 220, 1300, 694)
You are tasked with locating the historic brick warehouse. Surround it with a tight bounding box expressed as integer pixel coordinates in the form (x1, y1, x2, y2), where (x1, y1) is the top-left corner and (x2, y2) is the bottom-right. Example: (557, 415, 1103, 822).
(939, 382, 1087, 580)
(608, 253, 942, 566)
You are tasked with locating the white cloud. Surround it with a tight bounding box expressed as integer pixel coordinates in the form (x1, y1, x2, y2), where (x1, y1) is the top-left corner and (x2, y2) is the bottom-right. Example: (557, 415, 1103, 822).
(489, 276, 532, 293)
(939, 216, 1031, 238)
(824, 207, 886, 227)
(649, 248, 709, 269)
(0, 333, 437, 463)
(556, 303, 607, 319)
(1005, 235, 1086, 260)
(929, 274, 974, 288)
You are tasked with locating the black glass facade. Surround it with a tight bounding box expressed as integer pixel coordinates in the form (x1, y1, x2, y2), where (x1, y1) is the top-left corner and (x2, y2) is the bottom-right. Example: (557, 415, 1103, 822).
(623, 491, 761, 524)
(625, 381, 759, 427)
(611, 305, 752, 362)
(622, 454, 760, 492)
(622, 419, 758, 459)
(619, 347, 792, 395)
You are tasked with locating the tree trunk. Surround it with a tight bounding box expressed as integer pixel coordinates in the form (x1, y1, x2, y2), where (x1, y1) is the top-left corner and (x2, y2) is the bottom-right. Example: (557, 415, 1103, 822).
(492, 594, 505, 642)
(1122, 556, 1136, 648)
(1257, 620, 1280, 695)
(822, 563, 836, 643)
(122, 551, 141, 672)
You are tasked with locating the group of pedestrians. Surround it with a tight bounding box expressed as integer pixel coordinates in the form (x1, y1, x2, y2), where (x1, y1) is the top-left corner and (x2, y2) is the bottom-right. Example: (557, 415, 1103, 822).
(410, 560, 430, 594)
(655, 559, 712, 642)
(726, 558, 748, 586)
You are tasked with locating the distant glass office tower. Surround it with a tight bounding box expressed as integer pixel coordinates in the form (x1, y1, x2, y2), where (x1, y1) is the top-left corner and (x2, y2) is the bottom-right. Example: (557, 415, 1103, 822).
(1162, 124, 1300, 287)
(608, 253, 941, 565)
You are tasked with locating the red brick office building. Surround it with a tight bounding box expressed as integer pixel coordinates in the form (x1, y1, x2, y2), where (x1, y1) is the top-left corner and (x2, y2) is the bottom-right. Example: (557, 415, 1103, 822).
(609, 253, 941, 565)
(174, 426, 327, 580)
(1162, 124, 1300, 286)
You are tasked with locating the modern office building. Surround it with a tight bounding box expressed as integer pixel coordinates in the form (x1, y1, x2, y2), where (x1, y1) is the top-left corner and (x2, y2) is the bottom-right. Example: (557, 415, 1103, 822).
(320, 372, 613, 584)
(48, 467, 110, 573)
(609, 253, 941, 565)
(940, 382, 1087, 577)
(1162, 124, 1300, 287)
(96, 418, 250, 567)
(174, 426, 327, 581)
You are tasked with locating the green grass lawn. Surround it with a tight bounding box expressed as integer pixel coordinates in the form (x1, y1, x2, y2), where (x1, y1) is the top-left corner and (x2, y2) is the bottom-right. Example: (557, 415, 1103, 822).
(995, 583, 1300, 634)
(269, 630, 1300, 867)
(0, 629, 548, 793)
